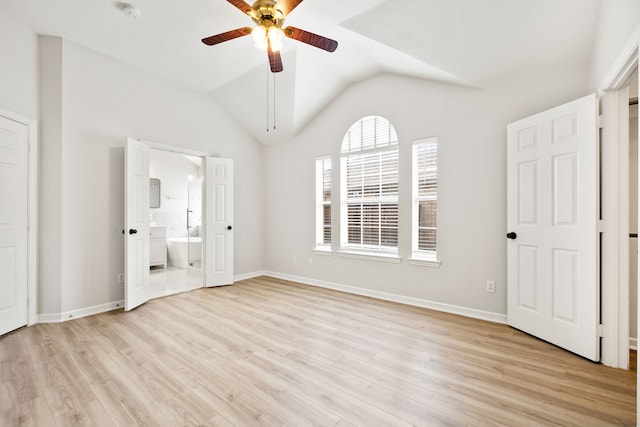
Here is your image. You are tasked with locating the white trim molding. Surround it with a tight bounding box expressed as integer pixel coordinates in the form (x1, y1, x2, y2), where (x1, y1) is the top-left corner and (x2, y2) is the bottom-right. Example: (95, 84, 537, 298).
(337, 251, 402, 264)
(233, 270, 266, 282)
(598, 33, 639, 371)
(312, 249, 333, 256)
(599, 25, 640, 93)
(38, 300, 124, 323)
(600, 88, 631, 370)
(0, 108, 39, 327)
(262, 271, 507, 324)
(408, 257, 442, 268)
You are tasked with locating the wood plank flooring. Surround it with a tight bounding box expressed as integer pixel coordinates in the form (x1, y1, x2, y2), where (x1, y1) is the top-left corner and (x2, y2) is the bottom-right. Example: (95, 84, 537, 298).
(1, 276, 636, 426)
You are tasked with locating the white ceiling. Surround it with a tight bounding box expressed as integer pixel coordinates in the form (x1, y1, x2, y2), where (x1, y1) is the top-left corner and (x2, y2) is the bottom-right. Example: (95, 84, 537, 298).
(1, 0, 600, 145)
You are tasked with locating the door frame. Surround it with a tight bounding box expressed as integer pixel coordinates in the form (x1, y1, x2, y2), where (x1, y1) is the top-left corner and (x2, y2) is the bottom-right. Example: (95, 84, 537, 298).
(0, 108, 38, 327)
(125, 138, 210, 307)
(598, 32, 639, 370)
(600, 87, 631, 369)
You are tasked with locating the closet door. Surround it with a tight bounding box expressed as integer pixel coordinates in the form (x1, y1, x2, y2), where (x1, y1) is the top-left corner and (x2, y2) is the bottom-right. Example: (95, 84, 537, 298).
(507, 94, 599, 361)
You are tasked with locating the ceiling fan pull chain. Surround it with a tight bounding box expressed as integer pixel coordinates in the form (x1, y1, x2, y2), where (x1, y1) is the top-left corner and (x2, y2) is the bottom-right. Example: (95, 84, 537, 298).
(266, 64, 270, 133)
(273, 72, 277, 130)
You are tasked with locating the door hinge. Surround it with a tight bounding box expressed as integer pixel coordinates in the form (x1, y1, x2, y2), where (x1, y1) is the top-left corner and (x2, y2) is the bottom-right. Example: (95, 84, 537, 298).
(597, 220, 605, 233)
(597, 324, 605, 337)
(598, 114, 605, 129)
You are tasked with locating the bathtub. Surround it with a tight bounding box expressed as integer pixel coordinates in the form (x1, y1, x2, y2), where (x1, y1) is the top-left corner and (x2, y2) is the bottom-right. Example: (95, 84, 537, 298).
(166, 237, 201, 269)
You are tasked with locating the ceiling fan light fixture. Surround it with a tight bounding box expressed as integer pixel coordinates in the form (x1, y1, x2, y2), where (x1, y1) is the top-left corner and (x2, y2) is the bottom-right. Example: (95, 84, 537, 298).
(202, 0, 338, 73)
(252, 25, 284, 52)
(252, 25, 268, 50)
(268, 27, 284, 51)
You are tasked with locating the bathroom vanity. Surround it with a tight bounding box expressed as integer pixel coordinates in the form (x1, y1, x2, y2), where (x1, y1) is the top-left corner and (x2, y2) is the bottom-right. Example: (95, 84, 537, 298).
(149, 226, 167, 268)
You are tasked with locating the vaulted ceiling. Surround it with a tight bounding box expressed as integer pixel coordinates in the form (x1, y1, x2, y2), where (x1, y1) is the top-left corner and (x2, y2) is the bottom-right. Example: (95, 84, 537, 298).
(1, 0, 600, 145)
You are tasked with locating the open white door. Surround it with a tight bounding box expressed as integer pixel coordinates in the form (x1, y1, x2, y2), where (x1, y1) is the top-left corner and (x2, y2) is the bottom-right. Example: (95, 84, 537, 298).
(507, 94, 599, 361)
(0, 116, 28, 336)
(204, 157, 234, 287)
(125, 138, 151, 310)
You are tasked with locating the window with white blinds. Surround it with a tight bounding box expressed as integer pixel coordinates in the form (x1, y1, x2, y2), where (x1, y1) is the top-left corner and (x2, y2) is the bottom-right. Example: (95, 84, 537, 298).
(315, 157, 331, 250)
(340, 116, 399, 254)
(412, 137, 438, 259)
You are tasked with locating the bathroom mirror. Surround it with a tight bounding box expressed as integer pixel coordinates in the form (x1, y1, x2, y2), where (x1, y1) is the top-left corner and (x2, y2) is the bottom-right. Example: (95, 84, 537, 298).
(150, 178, 161, 208)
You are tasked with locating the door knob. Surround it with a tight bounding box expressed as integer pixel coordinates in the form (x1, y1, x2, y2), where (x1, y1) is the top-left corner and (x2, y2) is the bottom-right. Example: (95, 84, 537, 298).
(129, 229, 138, 235)
(227, 225, 233, 230)
(506, 232, 517, 239)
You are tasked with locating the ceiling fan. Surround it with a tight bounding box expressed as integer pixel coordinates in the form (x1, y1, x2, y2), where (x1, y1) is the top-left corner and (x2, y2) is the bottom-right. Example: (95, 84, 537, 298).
(202, 0, 338, 73)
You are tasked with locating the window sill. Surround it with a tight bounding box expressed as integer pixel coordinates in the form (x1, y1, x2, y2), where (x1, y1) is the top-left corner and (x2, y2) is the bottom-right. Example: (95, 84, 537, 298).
(408, 257, 441, 268)
(313, 248, 333, 256)
(337, 250, 402, 264)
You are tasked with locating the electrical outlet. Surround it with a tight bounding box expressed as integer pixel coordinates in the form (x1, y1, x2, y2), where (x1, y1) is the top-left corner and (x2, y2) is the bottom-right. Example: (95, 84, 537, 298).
(117, 273, 125, 284)
(292, 256, 298, 264)
(307, 258, 313, 266)
(486, 280, 496, 293)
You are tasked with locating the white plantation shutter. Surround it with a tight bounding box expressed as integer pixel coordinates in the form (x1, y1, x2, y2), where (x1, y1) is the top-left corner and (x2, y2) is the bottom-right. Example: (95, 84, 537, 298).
(315, 157, 332, 249)
(342, 116, 397, 153)
(413, 138, 438, 257)
(341, 116, 399, 253)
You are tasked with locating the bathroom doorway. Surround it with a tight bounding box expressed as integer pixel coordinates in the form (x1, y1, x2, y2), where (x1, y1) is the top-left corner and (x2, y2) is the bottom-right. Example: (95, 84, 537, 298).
(124, 137, 234, 311)
(148, 148, 204, 298)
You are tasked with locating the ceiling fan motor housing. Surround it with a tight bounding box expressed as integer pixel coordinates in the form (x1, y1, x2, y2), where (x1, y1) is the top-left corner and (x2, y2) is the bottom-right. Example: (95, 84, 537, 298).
(251, 0, 284, 27)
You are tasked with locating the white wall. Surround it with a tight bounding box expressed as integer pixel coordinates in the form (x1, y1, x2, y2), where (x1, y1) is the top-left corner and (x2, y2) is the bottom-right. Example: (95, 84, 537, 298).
(263, 68, 589, 317)
(37, 36, 64, 314)
(0, 7, 38, 119)
(589, 0, 640, 91)
(38, 37, 264, 315)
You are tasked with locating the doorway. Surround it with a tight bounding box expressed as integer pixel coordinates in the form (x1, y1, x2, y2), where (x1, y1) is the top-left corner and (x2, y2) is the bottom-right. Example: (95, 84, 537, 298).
(124, 137, 235, 311)
(148, 149, 204, 298)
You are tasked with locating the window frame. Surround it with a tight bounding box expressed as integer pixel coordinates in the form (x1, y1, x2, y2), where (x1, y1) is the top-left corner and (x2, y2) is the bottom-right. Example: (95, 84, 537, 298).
(411, 137, 441, 267)
(339, 116, 400, 258)
(314, 156, 332, 252)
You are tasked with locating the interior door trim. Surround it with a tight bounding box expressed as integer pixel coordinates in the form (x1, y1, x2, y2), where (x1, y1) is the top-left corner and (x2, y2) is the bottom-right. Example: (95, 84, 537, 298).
(0, 108, 38, 327)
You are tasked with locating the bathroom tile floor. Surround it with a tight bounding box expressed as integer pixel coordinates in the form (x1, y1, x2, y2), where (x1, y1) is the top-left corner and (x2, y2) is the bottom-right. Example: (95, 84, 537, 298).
(149, 265, 202, 299)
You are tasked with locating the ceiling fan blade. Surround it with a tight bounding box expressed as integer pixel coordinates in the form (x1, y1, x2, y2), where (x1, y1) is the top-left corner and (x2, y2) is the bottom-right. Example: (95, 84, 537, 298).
(267, 46, 284, 73)
(275, 0, 304, 16)
(202, 27, 252, 46)
(283, 26, 338, 52)
(226, 0, 255, 16)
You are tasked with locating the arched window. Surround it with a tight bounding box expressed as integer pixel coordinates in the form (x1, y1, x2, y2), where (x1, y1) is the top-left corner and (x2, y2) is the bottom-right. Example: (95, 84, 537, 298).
(340, 116, 399, 254)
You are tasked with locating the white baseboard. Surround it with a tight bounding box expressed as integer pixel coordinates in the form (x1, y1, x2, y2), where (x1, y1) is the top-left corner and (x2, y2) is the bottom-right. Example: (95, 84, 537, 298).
(34, 270, 263, 324)
(38, 300, 124, 323)
(234, 270, 265, 282)
(630, 337, 637, 351)
(261, 271, 508, 324)
(36, 272, 507, 326)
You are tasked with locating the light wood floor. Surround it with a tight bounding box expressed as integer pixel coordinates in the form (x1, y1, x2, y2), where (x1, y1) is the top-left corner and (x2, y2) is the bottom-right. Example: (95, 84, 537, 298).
(1, 276, 636, 426)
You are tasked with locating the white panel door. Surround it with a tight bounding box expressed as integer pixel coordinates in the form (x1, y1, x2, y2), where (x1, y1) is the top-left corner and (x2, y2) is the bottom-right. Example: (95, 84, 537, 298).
(205, 157, 234, 287)
(125, 138, 150, 310)
(0, 116, 28, 336)
(507, 94, 599, 361)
